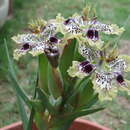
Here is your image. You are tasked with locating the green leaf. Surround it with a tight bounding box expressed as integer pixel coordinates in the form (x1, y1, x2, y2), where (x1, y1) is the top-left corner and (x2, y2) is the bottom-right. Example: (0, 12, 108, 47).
(54, 107, 104, 127)
(83, 94, 99, 108)
(26, 75, 38, 130)
(30, 100, 45, 112)
(66, 76, 90, 103)
(38, 54, 49, 93)
(73, 43, 85, 61)
(4, 39, 29, 129)
(34, 112, 47, 130)
(37, 88, 57, 115)
(26, 108, 35, 130)
(59, 39, 77, 86)
(78, 79, 94, 107)
(4, 39, 30, 107)
(55, 32, 64, 39)
(77, 94, 99, 111)
(8, 75, 31, 107)
(65, 107, 104, 120)
(17, 96, 28, 130)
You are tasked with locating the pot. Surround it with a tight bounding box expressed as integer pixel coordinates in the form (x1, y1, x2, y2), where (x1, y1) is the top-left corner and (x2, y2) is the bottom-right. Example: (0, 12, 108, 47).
(0, 119, 110, 130)
(0, 0, 9, 27)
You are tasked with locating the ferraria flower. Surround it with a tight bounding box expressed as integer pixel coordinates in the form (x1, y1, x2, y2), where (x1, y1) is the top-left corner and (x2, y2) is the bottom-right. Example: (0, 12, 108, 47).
(67, 60, 96, 79)
(86, 20, 125, 35)
(12, 33, 45, 60)
(82, 19, 124, 50)
(68, 44, 130, 101)
(12, 9, 124, 60)
(12, 19, 65, 61)
(12, 6, 129, 101)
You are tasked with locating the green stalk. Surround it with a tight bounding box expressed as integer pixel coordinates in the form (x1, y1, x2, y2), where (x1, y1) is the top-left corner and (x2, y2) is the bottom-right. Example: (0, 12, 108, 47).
(35, 112, 48, 130)
(52, 67, 64, 96)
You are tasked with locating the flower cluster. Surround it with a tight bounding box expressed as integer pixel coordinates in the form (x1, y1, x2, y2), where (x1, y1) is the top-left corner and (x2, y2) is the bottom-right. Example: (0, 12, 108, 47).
(12, 6, 130, 101)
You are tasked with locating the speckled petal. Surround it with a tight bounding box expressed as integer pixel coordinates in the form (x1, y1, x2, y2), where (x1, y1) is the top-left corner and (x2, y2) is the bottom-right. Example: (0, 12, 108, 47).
(78, 44, 100, 61)
(29, 43, 45, 56)
(63, 15, 84, 35)
(93, 72, 118, 101)
(13, 49, 28, 60)
(118, 55, 130, 72)
(12, 34, 43, 45)
(109, 58, 126, 72)
(42, 23, 57, 39)
(88, 21, 125, 35)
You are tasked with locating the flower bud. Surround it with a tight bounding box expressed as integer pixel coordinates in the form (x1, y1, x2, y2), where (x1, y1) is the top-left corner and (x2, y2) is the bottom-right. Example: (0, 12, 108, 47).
(44, 47, 59, 68)
(116, 74, 124, 84)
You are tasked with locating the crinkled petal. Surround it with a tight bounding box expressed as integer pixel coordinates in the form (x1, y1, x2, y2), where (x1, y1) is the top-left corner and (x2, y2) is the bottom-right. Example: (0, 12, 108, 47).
(42, 23, 57, 38)
(109, 58, 126, 72)
(93, 72, 118, 101)
(118, 55, 130, 72)
(13, 49, 28, 60)
(109, 24, 125, 35)
(29, 43, 45, 56)
(63, 15, 84, 35)
(64, 32, 83, 41)
(65, 24, 82, 34)
(78, 44, 100, 62)
(86, 38, 104, 50)
(12, 34, 43, 44)
(88, 21, 125, 35)
(71, 13, 84, 26)
(78, 34, 104, 50)
(95, 86, 117, 101)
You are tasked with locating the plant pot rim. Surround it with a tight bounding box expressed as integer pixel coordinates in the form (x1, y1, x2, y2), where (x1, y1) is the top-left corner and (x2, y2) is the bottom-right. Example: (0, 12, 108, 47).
(0, 118, 110, 130)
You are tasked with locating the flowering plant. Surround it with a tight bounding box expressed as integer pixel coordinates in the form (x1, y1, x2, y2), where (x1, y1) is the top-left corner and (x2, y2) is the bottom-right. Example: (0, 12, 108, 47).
(5, 5, 130, 130)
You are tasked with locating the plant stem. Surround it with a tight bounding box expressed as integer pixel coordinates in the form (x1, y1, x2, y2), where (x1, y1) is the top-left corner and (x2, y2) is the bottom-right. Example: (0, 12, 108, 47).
(52, 67, 64, 95)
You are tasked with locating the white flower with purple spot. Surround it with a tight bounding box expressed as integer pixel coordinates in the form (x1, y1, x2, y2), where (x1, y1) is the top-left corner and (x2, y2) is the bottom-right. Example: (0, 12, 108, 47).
(67, 60, 96, 79)
(12, 27, 62, 60)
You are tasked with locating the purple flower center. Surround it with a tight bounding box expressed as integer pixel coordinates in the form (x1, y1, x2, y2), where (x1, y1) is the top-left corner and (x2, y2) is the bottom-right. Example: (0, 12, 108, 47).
(49, 36, 58, 43)
(64, 18, 71, 25)
(80, 60, 90, 67)
(87, 29, 99, 41)
(87, 30, 94, 39)
(81, 64, 93, 74)
(116, 74, 124, 84)
(22, 43, 30, 50)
